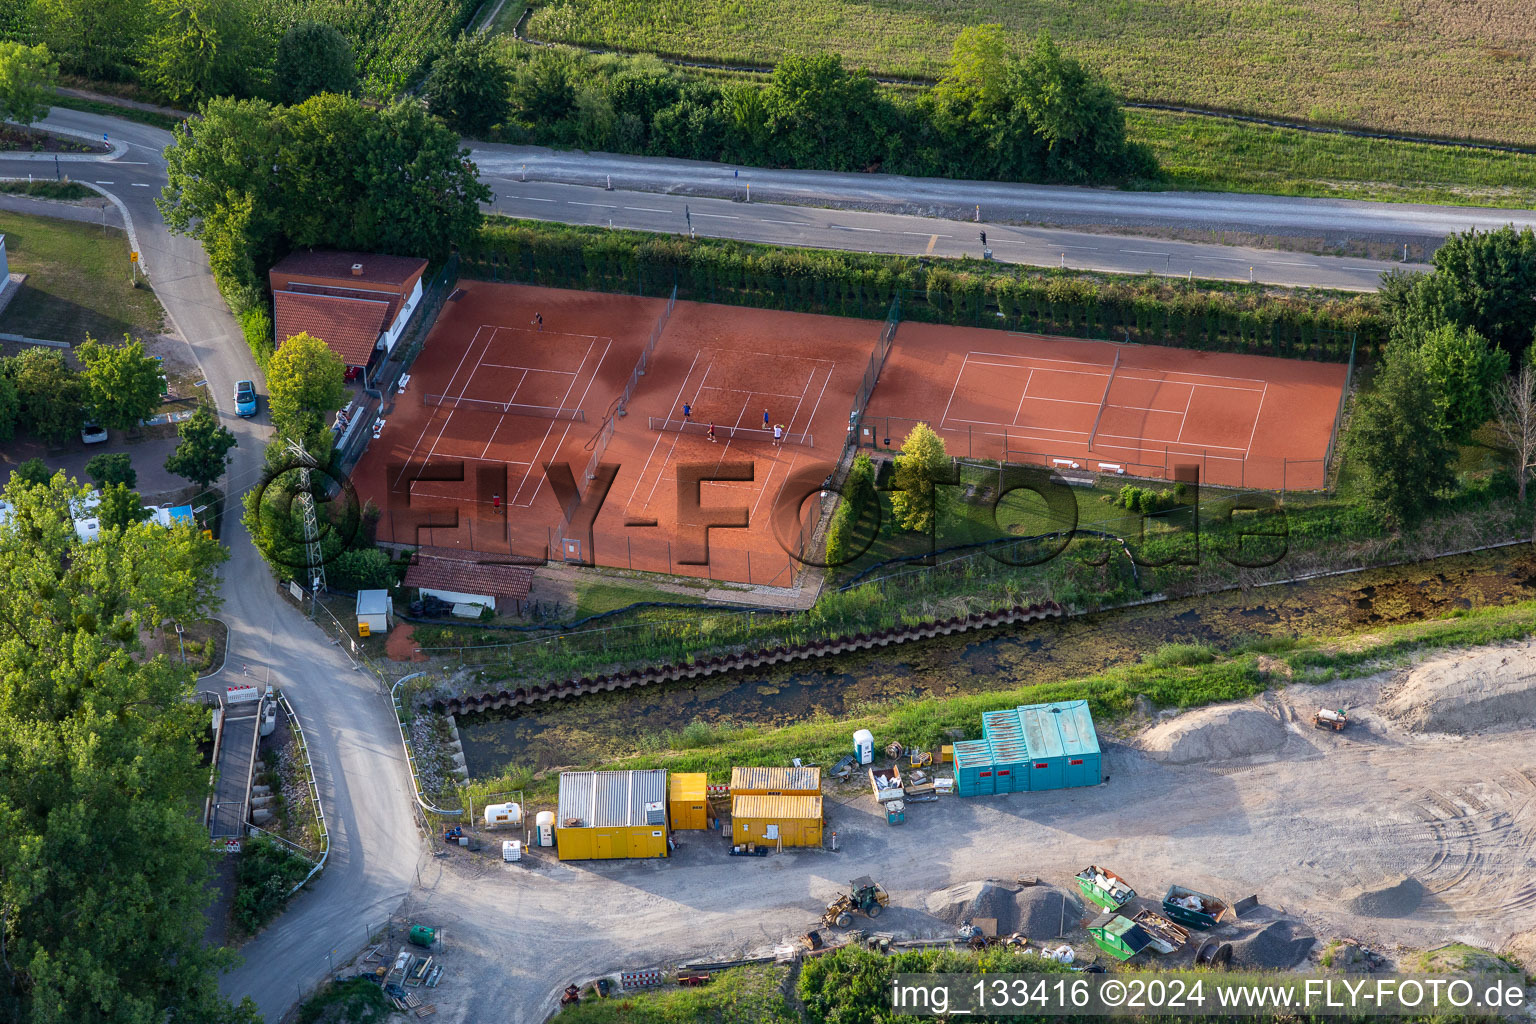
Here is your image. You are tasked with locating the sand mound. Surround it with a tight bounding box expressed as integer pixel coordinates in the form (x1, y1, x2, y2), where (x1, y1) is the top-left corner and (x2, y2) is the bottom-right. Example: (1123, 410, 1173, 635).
(926, 882, 1082, 938)
(1382, 647, 1536, 734)
(1141, 705, 1287, 764)
(1343, 876, 1425, 918)
(1228, 918, 1316, 969)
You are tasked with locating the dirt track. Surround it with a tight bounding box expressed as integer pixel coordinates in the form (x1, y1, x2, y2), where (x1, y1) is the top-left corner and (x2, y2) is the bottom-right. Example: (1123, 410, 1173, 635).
(385, 659, 1536, 1023)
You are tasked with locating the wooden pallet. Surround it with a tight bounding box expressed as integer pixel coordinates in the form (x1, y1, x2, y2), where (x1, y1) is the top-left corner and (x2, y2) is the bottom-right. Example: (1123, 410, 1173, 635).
(404, 993, 422, 1009)
(415, 1006, 436, 1018)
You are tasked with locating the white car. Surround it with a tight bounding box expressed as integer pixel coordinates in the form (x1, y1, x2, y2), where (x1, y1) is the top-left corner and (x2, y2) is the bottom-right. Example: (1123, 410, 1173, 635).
(80, 422, 108, 445)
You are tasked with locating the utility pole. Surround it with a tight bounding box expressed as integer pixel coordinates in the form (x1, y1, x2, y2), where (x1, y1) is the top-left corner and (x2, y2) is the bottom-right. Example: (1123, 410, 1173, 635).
(285, 439, 326, 621)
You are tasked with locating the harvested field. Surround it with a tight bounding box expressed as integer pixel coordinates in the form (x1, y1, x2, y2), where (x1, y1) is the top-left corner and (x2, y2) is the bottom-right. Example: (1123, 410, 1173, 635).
(523, 0, 1536, 144)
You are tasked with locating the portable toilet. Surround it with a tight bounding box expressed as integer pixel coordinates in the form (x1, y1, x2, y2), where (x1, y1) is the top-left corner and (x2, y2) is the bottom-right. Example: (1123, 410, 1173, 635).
(853, 729, 874, 765)
(355, 589, 392, 637)
(953, 739, 995, 797)
(535, 810, 555, 847)
(483, 802, 522, 828)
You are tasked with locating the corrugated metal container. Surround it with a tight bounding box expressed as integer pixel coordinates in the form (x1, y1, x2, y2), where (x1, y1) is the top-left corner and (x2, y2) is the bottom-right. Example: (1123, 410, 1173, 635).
(1018, 704, 1067, 790)
(1054, 699, 1102, 787)
(555, 769, 670, 860)
(730, 794, 823, 846)
(982, 708, 1029, 793)
(952, 739, 995, 798)
(669, 772, 709, 830)
(730, 766, 821, 795)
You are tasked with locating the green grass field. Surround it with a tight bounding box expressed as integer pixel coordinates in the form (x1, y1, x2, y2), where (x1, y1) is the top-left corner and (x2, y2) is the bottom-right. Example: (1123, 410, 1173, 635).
(1130, 110, 1536, 208)
(523, 0, 1536, 145)
(0, 211, 165, 343)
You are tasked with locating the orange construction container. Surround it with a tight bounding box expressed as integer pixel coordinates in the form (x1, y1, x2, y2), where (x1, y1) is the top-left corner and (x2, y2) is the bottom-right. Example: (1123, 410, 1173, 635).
(669, 772, 709, 831)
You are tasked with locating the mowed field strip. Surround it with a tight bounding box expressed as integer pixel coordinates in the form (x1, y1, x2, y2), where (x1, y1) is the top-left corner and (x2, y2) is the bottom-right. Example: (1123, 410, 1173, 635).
(524, 0, 1536, 143)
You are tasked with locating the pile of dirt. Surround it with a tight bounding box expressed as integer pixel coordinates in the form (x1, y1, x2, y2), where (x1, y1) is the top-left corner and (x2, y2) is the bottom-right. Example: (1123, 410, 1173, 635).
(1343, 876, 1425, 918)
(1014, 885, 1083, 939)
(927, 881, 1020, 933)
(1140, 705, 1287, 764)
(1228, 918, 1316, 969)
(1382, 647, 1536, 734)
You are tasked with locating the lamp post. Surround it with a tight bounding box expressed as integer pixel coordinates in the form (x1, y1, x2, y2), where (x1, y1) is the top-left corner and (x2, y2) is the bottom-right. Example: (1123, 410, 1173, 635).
(175, 621, 186, 665)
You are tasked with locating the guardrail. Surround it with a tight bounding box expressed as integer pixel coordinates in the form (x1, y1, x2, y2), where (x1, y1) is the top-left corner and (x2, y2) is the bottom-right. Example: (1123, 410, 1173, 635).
(392, 672, 464, 819)
(274, 690, 330, 894)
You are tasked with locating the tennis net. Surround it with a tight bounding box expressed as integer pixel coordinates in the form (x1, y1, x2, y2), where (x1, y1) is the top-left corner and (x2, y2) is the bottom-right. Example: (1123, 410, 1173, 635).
(423, 393, 586, 421)
(649, 417, 813, 447)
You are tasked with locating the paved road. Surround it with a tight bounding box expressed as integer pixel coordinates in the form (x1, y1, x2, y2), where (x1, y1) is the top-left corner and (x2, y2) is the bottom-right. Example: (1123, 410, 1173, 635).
(479, 177, 1399, 291)
(0, 109, 421, 1024)
(475, 144, 1536, 240)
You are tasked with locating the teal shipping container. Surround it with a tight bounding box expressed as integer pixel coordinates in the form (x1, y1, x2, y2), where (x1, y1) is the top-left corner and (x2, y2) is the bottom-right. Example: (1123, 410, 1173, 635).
(953, 739, 995, 797)
(981, 708, 1029, 793)
(1017, 700, 1101, 791)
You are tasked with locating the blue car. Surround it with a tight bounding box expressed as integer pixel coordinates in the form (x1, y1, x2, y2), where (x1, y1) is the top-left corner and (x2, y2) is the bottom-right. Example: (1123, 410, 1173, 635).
(234, 380, 257, 417)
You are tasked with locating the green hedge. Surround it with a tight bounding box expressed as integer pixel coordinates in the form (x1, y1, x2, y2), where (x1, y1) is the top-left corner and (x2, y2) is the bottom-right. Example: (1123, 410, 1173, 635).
(467, 220, 1386, 361)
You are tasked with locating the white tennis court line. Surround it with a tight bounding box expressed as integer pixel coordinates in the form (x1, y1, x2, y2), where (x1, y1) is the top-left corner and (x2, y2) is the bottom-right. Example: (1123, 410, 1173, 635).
(479, 362, 579, 375)
(939, 352, 971, 428)
(486, 323, 604, 343)
(1243, 382, 1269, 456)
(394, 325, 490, 489)
(625, 350, 704, 512)
(966, 348, 1268, 387)
(479, 369, 530, 460)
(698, 385, 809, 401)
(705, 348, 835, 365)
(1175, 387, 1195, 443)
(1010, 368, 1036, 426)
(511, 335, 606, 506)
(638, 359, 714, 511)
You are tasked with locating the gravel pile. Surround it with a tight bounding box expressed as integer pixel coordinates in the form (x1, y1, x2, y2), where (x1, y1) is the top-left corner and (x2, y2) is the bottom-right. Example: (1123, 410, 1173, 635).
(1344, 876, 1426, 918)
(1014, 885, 1083, 939)
(1141, 705, 1287, 764)
(927, 881, 1019, 932)
(1228, 918, 1316, 969)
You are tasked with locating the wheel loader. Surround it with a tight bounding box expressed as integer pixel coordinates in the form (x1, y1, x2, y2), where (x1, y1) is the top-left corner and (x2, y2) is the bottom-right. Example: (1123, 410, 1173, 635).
(822, 876, 890, 928)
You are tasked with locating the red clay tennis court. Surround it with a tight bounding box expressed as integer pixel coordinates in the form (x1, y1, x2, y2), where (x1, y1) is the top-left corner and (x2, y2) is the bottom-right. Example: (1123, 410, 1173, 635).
(860, 324, 1349, 490)
(353, 283, 874, 586)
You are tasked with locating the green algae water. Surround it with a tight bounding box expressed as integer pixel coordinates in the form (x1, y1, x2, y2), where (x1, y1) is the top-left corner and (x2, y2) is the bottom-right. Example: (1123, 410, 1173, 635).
(456, 547, 1536, 777)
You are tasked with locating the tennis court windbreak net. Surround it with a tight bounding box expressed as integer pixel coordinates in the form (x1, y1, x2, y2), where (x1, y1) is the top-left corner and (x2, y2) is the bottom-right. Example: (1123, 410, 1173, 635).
(648, 417, 813, 447)
(423, 394, 586, 421)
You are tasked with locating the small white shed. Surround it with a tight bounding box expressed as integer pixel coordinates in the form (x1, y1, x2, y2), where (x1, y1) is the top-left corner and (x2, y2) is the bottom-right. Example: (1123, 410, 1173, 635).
(355, 589, 393, 636)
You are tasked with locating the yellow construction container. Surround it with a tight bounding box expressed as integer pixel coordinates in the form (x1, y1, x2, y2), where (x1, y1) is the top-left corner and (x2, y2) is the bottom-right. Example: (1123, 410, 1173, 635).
(554, 769, 669, 860)
(669, 772, 709, 831)
(730, 766, 821, 796)
(730, 794, 823, 847)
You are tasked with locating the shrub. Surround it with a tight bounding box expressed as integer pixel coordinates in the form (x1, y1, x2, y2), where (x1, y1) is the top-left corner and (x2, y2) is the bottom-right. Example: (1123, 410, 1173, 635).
(233, 837, 311, 935)
(1145, 642, 1217, 668)
(327, 547, 397, 591)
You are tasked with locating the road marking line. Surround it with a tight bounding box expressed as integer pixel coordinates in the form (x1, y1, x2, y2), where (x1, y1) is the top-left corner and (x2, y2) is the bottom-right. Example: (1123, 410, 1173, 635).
(568, 201, 617, 208)
(903, 231, 952, 237)
(130, 182, 151, 187)
(1190, 255, 1244, 262)
(1120, 249, 1169, 255)
(837, 226, 880, 232)
(693, 213, 739, 219)
(95, 180, 114, 184)
(926, 234, 938, 254)
(509, 196, 555, 202)
(623, 206, 669, 212)
(760, 218, 802, 225)
(1270, 261, 1319, 267)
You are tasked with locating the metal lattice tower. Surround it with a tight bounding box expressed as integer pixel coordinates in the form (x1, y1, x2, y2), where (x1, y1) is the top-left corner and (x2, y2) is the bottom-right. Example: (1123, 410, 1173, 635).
(284, 439, 325, 617)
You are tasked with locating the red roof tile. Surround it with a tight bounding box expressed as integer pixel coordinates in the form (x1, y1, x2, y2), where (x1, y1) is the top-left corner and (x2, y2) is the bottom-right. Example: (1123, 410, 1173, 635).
(271, 250, 428, 289)
(286, 281, 405, 328)
(273, 290, 390, 367)
(404, 550, 535, 599)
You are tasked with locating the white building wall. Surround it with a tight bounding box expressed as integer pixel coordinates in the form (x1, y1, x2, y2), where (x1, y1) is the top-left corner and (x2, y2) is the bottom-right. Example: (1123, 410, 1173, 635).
(420, 586, 494, 608)
(378, 277, 423, 355)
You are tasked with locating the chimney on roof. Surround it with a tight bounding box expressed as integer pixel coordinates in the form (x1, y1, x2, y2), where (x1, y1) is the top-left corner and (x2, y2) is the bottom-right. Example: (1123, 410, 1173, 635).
(351, 263, 364, 276)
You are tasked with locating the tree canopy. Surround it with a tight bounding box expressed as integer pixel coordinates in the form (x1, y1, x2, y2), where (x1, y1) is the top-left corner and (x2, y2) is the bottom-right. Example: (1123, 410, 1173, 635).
(1344, 343, 1457, 526)
(1410, 322, 1508, 443)
(424, 32, 508, 136)
(85, 450, 137, 488)
(0, 473, 253, 1024)
(266, 331, 346, 446)
(7, 347, 84, 443)
(0, 41, 58, 125)
(164, 405, 238, 489)
(889, 422, 953, 534)
(1401, 226, 1536, 363)
(78, 335, 164, 431)
(160, 92, 489, 301)
(274, 20, 356, 104)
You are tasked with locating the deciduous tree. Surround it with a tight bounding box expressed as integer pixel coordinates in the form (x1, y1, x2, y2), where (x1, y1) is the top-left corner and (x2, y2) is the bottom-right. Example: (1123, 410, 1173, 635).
(1402, 226, 1536, 362)
(137, 0, 257, 107)
(266, 331, 347, 445)
(97, 480, 152, 530)
(1493, 363, 1536, 504)
(78, 334, 164, 431)
(1411, 322, 1508, 442)
(0, 41, 58, 125)
(85, 451, 136, 488)
(1344, 344, 1456, 526)
(424, 32, 509, 136)
(889, 421, 953, 533)
(33, 0, 145, 81)
(274, 21, 357, 104)
(8, 347, 84, 443)
(0, 474, 251, 1024)
(164, 405, 238, 489)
